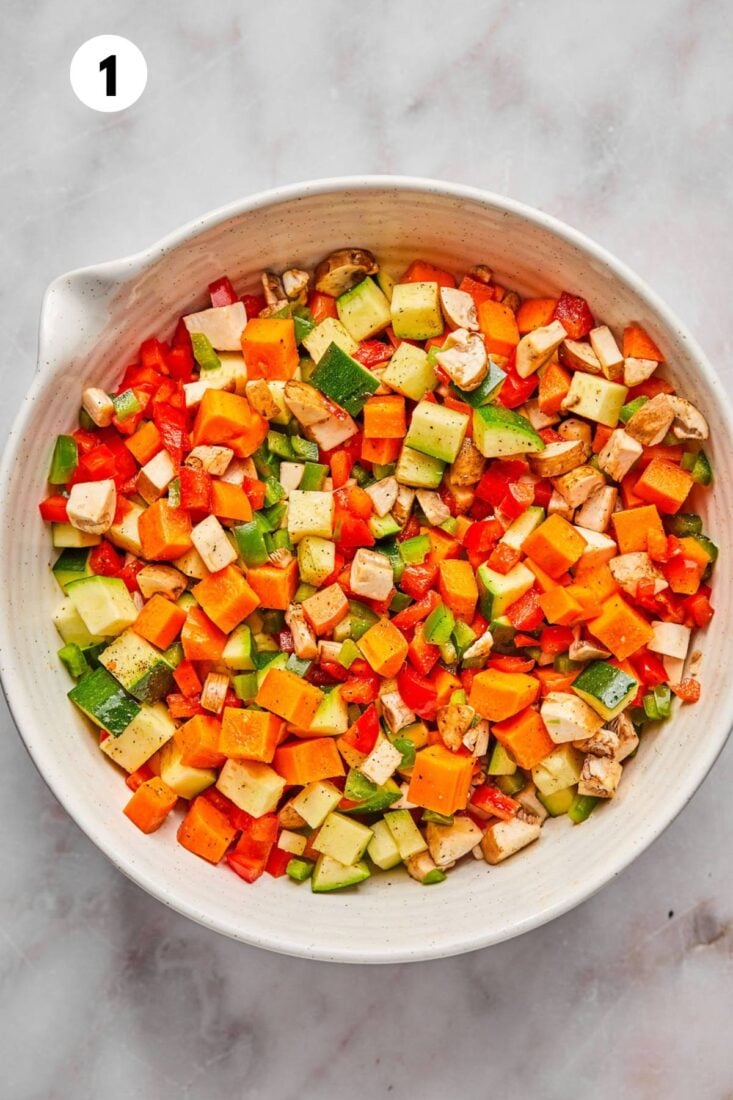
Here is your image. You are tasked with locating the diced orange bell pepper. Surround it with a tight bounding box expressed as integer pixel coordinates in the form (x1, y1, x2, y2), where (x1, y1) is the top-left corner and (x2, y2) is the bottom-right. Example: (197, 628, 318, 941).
(622, 323, 664, 362)
(516, 298, 558, 334)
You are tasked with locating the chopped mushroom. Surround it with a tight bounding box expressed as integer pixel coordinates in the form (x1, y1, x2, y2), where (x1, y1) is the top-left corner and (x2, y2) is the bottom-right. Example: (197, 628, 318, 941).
(379, 690, 416, 734)
(523, 399, 560, 431)
(349, 548, 394, 601)
(268, 547, 293, 569)
(574, 485, 617, 532)
(647, 620, 691, 660)
(200, 672, 229, 714)
(313, 248, 378, 297)
(515, 321, 567, 379)
(82, 387, 115, 428)
(284, 603, 318, 661)
(481, 817, 541, 864)
(277, 462, 305, 497)
(625, 394, 675, 446)
(427, 818, 483, 867)
(540, 692, 604, 743)
(597, 428, 643, 481)
(284, 380, 359, 451)
(623, 356, 658, 387)
(437, 704, 475, 751)
(553, 465, 606, 509)
(515, 783, 548, 823)
(245, 379, 281, 419)
(416, 489, 451, 527)
(469, 264, 493, 284)
(561, 339, 602, 374)
(557, 417, 593, 446)
(449, 438, 486, 486)
(529, 439, 589, 477)
(67, 479, 116, 535)
(360, 738, 403, 786)
(136, 564, 187, 601)
(609, 552, 667, 596)
(278, 800, 307, 830)
(666, 396, 709, 441)
(191, 514, 237, 573)
(461, 629, 493, 665)
(186, 445, 233, 476)
(261, 271, 286, 308)
(365, 476, 399, 517)
(589, 325, 624, 381)
(573, 727, 620, 758)
(391, 485, 415, 528)
(183, 302, 248, 351)
(435, 328, 488, 391)
(173, 546, 209, 580)
(137, 450, 177, 504)
(282, 268, 310, 302)
(609, 711, 640, 762)
(568, 638, 610, 662)
(547, 489, 574, 521)
(578, 755, 623, 799)
(439, 287, 479, 331)
(405, 851, 441, 883)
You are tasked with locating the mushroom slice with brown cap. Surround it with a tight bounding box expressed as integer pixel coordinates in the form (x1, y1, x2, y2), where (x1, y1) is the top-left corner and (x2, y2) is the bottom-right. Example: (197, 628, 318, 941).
(439, 287, 479, 331)
(529, 438, 589, 478)
(450, 437, 486, 486)
(261, 271, 286, 308)
(625, 393, 675, 446)
(313, 248, 378, 297)
(435, 328, 488, 391)
(666, 396, 709, 441)
(282, 268, 310, 302)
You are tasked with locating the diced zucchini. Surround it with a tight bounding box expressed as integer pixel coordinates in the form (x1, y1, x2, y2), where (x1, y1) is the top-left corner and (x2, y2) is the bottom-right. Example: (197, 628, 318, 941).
(310, 342, 380, 416)
(473, 405, 544, 458)
(501, 506, 545, 551)
(222, 625, 255, 670)
(367, 818, 403, 870)
(52, 523, 101, 549)
(291, 780, 343, 828)
(390, 282, 443, 340)
(287, 490, 334, 542)
(52, 548, 92, 592)
(384, 809, 428, 859)
(312, 812, 373, 865)
(395, 445, 445, 489)
(531, 744, 584, 795)
(216, 758, 286, 817)
(537, 785, 576, 817)
(159, 740, 216, 799)
(99, 629, 176, 703)
(572, 660, 638, 720)
(302, 317, 358, 362)
(309, 687, 350, 735)
(563, 373, 628, 427)
(478, 561, 535, 618)
(66, 576, 138, 637)
(68, 667, 141, 735)
(311, 855, 371, 892)
(381, 343, 437, 400)
(487, 741, 517, 776)
(336, 277, 392, 341)
(405, 401, 469, 464)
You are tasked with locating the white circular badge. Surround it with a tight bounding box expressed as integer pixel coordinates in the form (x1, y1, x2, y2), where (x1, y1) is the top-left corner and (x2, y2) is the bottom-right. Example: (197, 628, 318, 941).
(70, 35, 147, 113)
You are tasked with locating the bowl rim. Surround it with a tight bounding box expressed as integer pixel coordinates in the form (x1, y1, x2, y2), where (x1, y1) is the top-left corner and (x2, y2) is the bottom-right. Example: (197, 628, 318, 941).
(2, 174, 732, 963)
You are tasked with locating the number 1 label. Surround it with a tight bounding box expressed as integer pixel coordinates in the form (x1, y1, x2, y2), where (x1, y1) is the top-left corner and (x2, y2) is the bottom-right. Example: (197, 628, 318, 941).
(70, 36, 146, 113)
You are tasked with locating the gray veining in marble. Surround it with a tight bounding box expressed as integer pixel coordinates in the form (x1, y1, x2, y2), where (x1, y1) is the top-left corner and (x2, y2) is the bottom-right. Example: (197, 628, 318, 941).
(1, 1, 732, 1096)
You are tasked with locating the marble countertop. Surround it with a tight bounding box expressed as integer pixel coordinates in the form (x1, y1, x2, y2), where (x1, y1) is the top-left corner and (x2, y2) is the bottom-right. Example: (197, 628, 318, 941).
(2, 1, 732, 1096)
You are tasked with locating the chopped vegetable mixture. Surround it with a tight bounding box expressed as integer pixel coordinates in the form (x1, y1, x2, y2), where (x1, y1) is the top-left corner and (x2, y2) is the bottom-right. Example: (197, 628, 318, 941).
(42, 250, 715, 891)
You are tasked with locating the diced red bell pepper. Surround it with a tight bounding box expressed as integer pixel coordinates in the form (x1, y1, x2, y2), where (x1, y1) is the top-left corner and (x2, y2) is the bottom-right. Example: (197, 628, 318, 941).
(340, 672, 380, 705)
(336, 511, 375, 548)
(470, 784, 520, 821)
(506, 587, 543, 631)
(173, 659, 203, 697)
(538, 427, 564, 444)
(153, 402, 189, 465)
(342, 705, 380, 754)
(89, 540, 123, 577)
(495, 365, 538, 409)
(179, 466, 211, 511)
(171, 317, 193, 350)
(343, 485, 374, 519)
(671, 678, 701, 703)
(475, 461, 529, 506)
(353, 340, 393, 368)
(487, 655, 536, 673)
(308, 291, 339, 322)
(486, 542, 521, 575)
(400, 562, 439, 600)
(391, 590, 440, 630)
(515, 632, 540, 648)
(497, 480, 534, 522)
(397, 667, 438, 719)
(39, 494, 69, 523)
(166, 345, 194, 382)
(330, 450, 354, 490)
(408, 623, 442, 676)
(553, 291, 595, 339)
(140, 337, 169, 373)
(241, 293, 267, 319)
(125, 763, 154, 792)
(632, 648, 668, 687)
(166, 693, 206, 719)
(227, 814, 279, 883)
(533, 479, 553, 509)
(539, 625, 575, 656)
(265, 846, 292, 878)
(75, 444, 118, 483)
(200, 787, 242, 824)
(241, 477, 266, 511)
(209, 275, 238, 307)
(117, 558, 143, 594)
(463, 518, 503, 555)
(682, 591, 714, 628)
(398, 515, 421, 543)
(663, 555, 704, 595)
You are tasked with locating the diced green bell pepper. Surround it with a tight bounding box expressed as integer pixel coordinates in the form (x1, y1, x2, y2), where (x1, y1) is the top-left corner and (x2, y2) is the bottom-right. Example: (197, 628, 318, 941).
(568, 793, 598, 824)
(496, 773, 524, 795)
(424, 603, 456, 646)
(190, 332, 221, 371)
(291, 435, 319, 462)
(286, 857, 314, 882)
(681, 449, 713, 485)
(58, 642, 90, 680)
(234, 518, 270, 566)
(48, 435, 78, 485)
(299, 462, 328, 491)
(267, 431, 295, 459)
(399, 534, 430, 564)
(666, 512, 703, 537)
(337, 639, 361, 669)
(113, 388, 142, 423)
(618, 395, 649, 423)
(232, 672, 259, 702)
(264, 476, 285, 508)
(422, 809, 454, 825)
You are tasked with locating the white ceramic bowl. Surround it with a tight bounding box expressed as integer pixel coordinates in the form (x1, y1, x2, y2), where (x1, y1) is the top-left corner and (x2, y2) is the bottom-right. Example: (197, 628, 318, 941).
(2, 177, 732, 963)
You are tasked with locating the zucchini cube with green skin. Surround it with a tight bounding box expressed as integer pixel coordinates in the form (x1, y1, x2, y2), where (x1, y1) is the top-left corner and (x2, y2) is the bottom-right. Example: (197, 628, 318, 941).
(342, 771, 401, 815)
(302, 317, 358, 362)
(52, 548, 92, 592)
(390, 281, 443, 340)
(488, 741, 517, 776)
(53, 598, 105, 647)
(222, 625, 255, 670)
(290, 780, 343, 828)
(310, 343, 380, 416)
(381, 343, 437, 400)
(68, 667, 141, 735)
(67, 576, 138, 638)
(52, 523, 101, 549)
(99, 630, 175, 703)
(501, 506, 545, 551)
(562, 373, 628, 428)
(531, 744, 584, 796)
(478, 561, 535, 618)
(336, 277, 392, 341)
(287, 490, 334, 543)
(473, 405, 545, 458)
(537, 786, 576, 817)
(159, 740, 216, 799)
(384, 809, 428, 860)
(216, 758, 286, 817)
(311, 855, 371, 892)
(101, 703, 176, 773)
(405, 401, 469, 464)
(312, 812, 373, 865)
(309, 687, 350, 735)
(450, 360, 507, 407)
(367, 818, 403, 870)
(572, 660, 638, 720)
(297, 536, 336, 586)
(395, 445, 445, 489)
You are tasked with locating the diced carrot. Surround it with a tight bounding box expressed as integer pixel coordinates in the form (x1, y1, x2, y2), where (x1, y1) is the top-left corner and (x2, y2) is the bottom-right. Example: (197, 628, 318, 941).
(138, 500, 193, 561)
(432, 666, 462, 706)
(181, 605, 228, 661)
(274, 737, 345, 786)
(362, 395, 407, 439)
(210, 480, 252, 523)
(357, 618, 409, 678)
(477, 300, 520, 357)
(240, 317, 299, 380)
(427, 528, 461, 565)
(407, 744, 473, 814)
(538, 361, 571, 416)
(492, 707, 555, 769)
(523, 515, 587, 578)
(193, 389, 268, 456)
(177, 796, 236, 864)
(468, 668, 540, 721)
(589, 594, 654, 660)
(538, 586, 582, 626)
(634, 458, 693, 515)
(256, 667, 325, 728)
(193, 565, 260, 633)
(174, 714, 225, 769)
(124, 777, 177, 834)
(438, 559, 478, 621)
(516, 298, 559, 334)
(534, 667, 579, 696)
(125, 421, 162, 465)
(400, 260, 455, 287)
(525, 559, 561, 593)
(592, 424, 614, 454)
(622, 323, 664, 362)
(245, 559, 299, 610)
(219, 707, 284, 763)
(570, 563, 618, 603)
(133, 593, 187, 649)
(612, 506, 667, 555)
(360, 436, 401, 464)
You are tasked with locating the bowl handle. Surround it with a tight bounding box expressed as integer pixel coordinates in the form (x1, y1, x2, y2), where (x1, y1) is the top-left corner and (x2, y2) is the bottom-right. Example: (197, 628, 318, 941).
(37, 267, 123, 379)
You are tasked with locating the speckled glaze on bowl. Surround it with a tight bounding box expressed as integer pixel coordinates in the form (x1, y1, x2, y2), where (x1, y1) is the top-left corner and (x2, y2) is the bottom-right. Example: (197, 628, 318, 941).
(2, 177, 731, 964)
